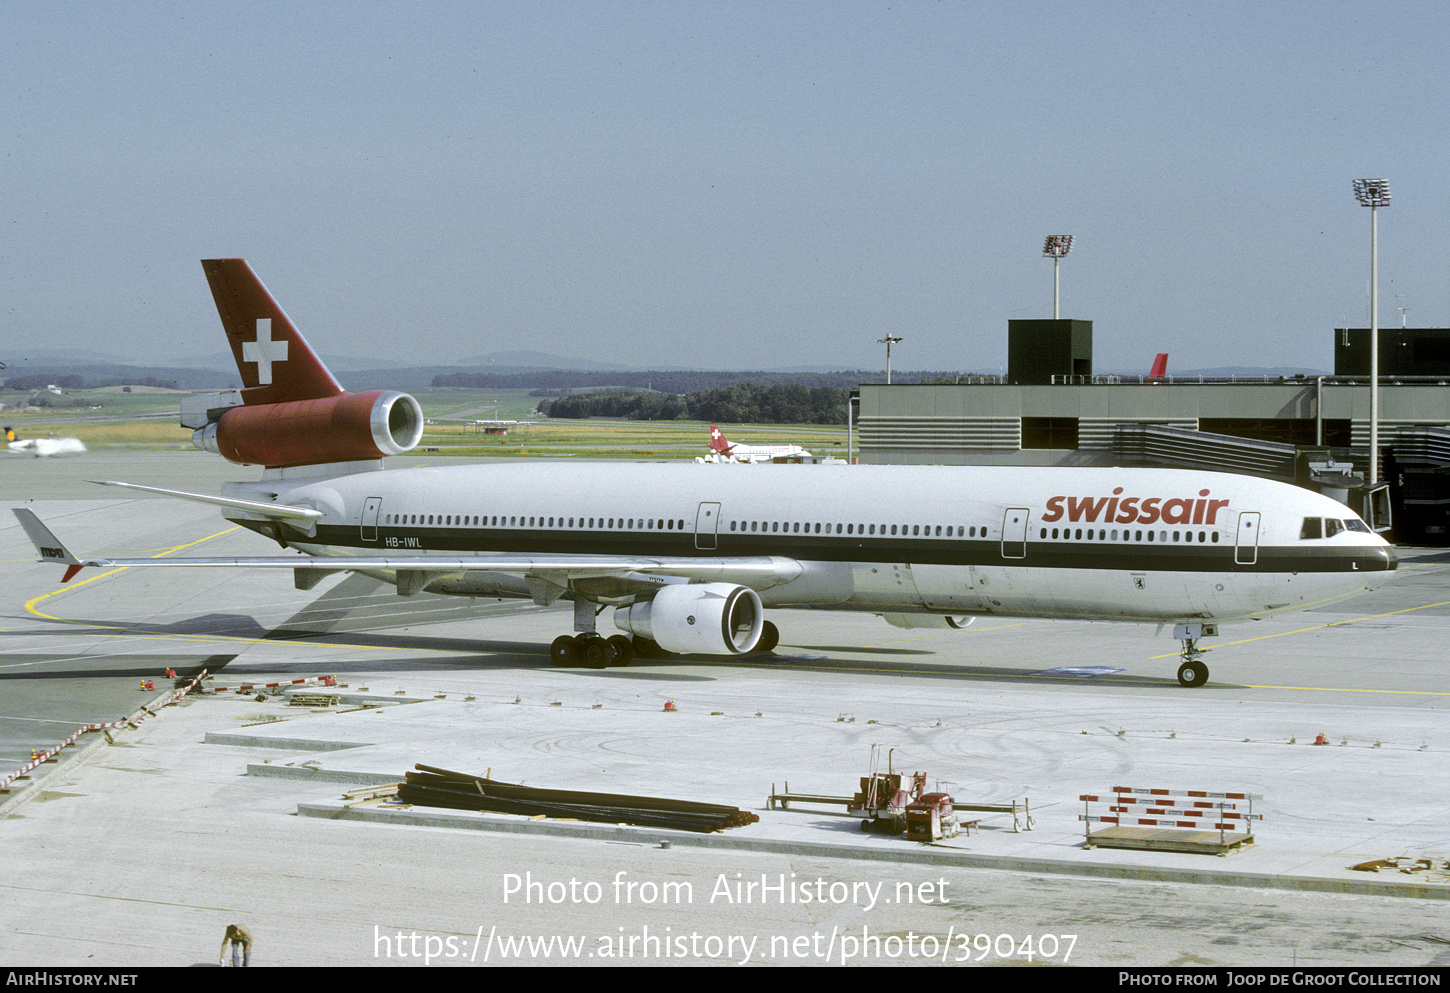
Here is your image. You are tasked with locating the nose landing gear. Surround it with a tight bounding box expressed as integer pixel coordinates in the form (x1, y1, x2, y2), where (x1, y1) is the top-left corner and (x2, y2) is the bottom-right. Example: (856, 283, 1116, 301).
(1173, 622, 1216, 688)
(1176, 641, 1209, 687)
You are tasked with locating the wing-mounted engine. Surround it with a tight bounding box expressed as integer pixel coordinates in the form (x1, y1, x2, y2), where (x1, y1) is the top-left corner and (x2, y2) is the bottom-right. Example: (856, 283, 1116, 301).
(614, 583, 764, 655)
(185, 389, 424, 468)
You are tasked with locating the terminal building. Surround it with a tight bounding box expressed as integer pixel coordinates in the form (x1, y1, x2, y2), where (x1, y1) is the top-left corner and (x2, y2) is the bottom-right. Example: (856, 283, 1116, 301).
(856, 320, 1450, 543)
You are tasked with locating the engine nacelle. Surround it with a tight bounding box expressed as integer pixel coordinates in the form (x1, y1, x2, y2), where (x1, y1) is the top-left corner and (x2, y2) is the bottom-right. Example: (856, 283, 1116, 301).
(878, 613, 974, 630)
(193, 390, 424, 468)
(614, 583, 764, 655)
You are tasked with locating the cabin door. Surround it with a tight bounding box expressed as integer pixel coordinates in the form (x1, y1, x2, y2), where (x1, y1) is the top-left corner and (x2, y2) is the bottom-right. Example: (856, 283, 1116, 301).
(695, 502, 721, 550)
(1001, 508, 1029, 560)
(361, 497, 383, 542)
(1234, 511, 1260, 565)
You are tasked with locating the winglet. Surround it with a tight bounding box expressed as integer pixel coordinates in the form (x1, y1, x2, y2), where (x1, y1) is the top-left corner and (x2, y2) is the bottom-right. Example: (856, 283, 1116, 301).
(12, 509, 85, 581)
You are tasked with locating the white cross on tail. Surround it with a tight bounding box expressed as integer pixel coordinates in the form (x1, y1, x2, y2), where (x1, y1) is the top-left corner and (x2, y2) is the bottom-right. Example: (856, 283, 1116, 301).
(241, 318, 288, 385)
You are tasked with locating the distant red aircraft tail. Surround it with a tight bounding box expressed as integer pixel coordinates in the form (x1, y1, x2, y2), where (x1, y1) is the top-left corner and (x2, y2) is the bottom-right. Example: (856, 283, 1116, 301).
(709, 425, 733, 454)
(1148, 353, 1169, 380)
(201, 259, 346, 405)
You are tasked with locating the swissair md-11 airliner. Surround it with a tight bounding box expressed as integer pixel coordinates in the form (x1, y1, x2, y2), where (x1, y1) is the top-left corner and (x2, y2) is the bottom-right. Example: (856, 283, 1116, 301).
(14, 260, 1396, 687)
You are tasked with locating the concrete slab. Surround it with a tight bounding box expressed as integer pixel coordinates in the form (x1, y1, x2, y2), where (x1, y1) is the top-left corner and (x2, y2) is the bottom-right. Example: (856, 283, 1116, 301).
(2, 452, 1449, 968)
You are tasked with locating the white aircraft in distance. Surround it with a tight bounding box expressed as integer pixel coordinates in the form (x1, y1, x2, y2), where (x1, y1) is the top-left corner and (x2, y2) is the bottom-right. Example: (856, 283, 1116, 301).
(14, 260, 1397, 687)
(698, 425, 810, 463)
(4, 427, 86, 457)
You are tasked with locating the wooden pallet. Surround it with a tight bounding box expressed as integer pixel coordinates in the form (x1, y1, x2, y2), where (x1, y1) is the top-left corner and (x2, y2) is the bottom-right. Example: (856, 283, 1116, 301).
(1085, 826, 1255, 856)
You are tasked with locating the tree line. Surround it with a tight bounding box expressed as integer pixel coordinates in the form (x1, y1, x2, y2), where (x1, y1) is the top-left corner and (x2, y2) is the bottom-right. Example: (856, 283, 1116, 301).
(1, 373, 182, 391)
(538, 382, 853, 424)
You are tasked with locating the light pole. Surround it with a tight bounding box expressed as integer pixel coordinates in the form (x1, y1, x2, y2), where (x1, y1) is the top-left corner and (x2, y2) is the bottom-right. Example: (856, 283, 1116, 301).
(1353, 178, 1390, 484)
(1043, 235, 1073, 319)
(878, 334, 903, 384)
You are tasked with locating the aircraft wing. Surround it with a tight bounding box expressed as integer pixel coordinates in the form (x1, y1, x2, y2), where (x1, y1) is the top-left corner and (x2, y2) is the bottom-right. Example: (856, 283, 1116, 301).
(11, 508, 802, 589)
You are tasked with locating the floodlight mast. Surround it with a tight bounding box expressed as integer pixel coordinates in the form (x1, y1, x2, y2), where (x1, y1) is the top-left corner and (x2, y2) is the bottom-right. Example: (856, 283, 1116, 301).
(1043, 235, 1073, 319)
(878, 334, 903, 384)
(1353, 179, 1390, 485)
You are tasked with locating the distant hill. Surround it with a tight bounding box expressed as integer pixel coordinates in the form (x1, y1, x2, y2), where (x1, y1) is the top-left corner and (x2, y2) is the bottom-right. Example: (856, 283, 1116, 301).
(0, 347, 135, 366)
(430, 369, 970, 393)
(0, 364, 240, 390)
(455, 350, 633, 371)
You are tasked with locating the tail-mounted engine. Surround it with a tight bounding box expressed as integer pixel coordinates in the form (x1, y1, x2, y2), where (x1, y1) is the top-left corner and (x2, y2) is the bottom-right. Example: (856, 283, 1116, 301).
(614, 583, 764, 655)
(184, 389, 424, 468)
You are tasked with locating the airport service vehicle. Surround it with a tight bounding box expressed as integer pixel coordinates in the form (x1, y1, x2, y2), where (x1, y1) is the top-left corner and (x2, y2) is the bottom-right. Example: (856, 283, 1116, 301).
(14, 260, 1397, 687)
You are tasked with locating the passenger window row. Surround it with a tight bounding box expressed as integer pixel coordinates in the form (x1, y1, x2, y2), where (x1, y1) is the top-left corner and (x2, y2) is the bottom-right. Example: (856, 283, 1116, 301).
(383, 514, 687, 530)
(728, 522, 989, 538)
(1039, 526, 1221, 544)
(379, 513, 991, 539)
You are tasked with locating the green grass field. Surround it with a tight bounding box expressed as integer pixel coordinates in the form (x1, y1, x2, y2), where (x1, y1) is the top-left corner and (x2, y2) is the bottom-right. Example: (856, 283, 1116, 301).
(3, 387, 853, 460)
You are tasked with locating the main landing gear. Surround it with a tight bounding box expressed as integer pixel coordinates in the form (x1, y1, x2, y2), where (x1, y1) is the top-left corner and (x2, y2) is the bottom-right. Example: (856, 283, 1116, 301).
(550, 632, 633, 669)
(549, 599, 629, 669)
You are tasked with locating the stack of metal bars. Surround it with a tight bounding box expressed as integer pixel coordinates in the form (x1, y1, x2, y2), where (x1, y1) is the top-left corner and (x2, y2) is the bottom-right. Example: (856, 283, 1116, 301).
(397, 764, 759, 833)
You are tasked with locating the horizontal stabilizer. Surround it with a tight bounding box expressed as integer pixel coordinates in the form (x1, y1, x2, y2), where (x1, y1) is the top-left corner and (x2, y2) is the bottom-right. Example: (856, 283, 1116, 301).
(89, 480, 324, 520)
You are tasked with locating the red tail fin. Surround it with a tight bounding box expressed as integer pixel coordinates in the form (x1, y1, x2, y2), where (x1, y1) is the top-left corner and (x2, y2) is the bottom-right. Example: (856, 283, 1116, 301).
(1148, 353, 1169, 379)
(201, 259, 344, 405)
(709, 425, 732, 454)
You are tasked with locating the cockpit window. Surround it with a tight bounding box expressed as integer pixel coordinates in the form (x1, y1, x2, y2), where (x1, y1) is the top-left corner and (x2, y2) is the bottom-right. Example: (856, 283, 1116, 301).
(1304, 517, 1362, 538)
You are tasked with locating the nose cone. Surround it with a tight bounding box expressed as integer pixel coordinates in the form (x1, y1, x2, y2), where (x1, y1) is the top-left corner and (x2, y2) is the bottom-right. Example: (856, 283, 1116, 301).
(1363, 541, 1397, 587)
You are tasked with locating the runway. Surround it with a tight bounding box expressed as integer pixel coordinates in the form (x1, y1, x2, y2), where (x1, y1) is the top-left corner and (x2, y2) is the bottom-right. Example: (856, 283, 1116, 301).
(2, 451, 1449, 968)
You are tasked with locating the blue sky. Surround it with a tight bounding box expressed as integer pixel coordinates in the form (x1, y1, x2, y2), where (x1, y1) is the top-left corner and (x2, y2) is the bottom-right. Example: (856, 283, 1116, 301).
(3, 1, 1448, 374)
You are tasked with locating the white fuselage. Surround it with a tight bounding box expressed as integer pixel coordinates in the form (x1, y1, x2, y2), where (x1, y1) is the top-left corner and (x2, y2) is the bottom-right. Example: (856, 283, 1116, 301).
(221, 461, 1396, 627)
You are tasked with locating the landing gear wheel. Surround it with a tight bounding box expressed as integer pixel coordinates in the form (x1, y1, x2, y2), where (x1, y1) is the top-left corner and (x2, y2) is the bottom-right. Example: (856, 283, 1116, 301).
(756, 620, 779, 654)
(606, 635, 633, 667)
(581, 634, 614, 669)
(1177, 660, 1208, 688)
(550, 635, 579, 667)
(1176, 635, 1210, 687)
